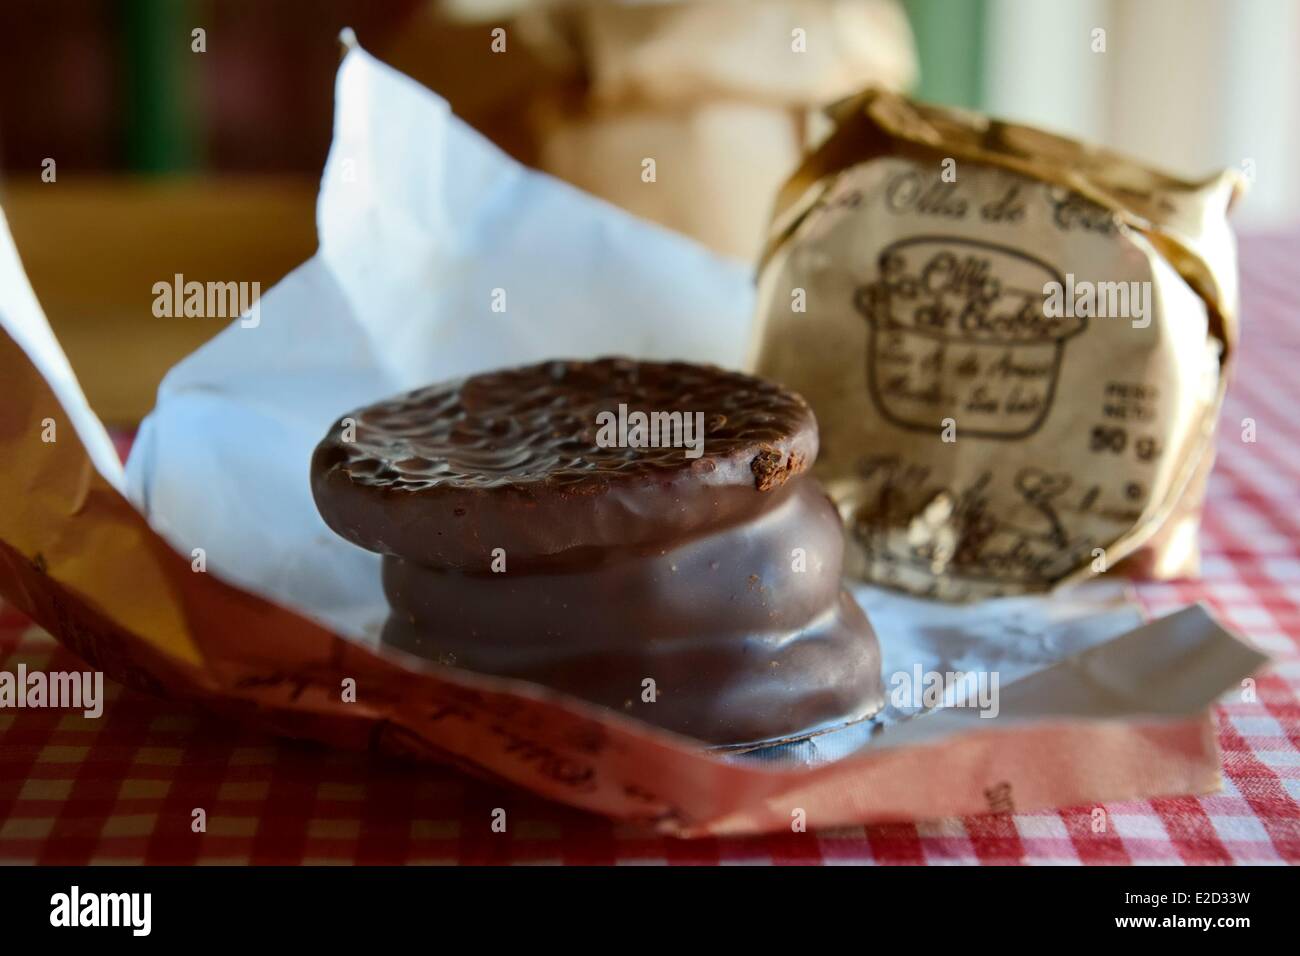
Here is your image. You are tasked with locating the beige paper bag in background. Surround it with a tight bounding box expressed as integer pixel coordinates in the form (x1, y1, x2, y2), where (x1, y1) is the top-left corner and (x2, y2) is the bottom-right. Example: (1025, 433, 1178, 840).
(424, 0, 917, 261)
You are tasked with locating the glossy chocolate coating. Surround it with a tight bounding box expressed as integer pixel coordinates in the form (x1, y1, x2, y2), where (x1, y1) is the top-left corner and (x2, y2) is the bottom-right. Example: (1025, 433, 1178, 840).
(310, 357, 883, 747)
(381, 479, 883, 747)
(311, 358, 817, 568)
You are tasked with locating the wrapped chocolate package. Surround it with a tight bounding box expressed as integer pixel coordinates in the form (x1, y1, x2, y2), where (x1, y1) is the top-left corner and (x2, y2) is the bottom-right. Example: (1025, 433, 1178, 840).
(751, 89, 1245, 601)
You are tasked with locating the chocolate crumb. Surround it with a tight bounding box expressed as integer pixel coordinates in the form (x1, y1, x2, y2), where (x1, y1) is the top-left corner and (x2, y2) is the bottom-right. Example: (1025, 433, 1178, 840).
(752, 448, 804, 491)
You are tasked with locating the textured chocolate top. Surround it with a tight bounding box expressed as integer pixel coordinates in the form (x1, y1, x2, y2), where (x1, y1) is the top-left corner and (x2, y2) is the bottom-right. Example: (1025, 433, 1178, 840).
(311, 358, 818, 567)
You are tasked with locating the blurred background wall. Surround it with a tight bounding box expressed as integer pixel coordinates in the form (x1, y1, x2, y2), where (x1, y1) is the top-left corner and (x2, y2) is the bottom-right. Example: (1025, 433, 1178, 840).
(975, 0, 1300, 230)
(1, 0, 1293, 223)
(0, 0, 1293, 423)
(0, 0, 422, 175)
(1, 0, 1294, 223)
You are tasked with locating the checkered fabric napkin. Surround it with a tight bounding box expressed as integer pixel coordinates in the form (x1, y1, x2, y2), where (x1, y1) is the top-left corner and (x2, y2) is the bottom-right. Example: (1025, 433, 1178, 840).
(2, 233, 1298, 865)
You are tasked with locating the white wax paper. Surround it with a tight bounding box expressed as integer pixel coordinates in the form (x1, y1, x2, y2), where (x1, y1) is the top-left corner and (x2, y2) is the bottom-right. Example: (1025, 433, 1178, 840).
(124, 43, 753, 637)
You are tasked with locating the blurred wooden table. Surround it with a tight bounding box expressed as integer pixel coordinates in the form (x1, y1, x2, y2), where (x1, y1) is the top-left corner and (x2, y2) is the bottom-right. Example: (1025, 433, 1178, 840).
(1, 176, 317, 425)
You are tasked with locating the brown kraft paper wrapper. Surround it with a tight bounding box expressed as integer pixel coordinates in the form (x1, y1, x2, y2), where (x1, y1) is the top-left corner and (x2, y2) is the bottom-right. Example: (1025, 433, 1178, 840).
(0, 298, 1270, 836)
(751, 88, 1246, 601)
(519, 0, 917, 261)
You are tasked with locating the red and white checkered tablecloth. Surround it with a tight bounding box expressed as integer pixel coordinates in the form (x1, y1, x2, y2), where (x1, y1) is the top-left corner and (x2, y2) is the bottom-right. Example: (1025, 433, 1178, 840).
(2, 233, 1299, 866)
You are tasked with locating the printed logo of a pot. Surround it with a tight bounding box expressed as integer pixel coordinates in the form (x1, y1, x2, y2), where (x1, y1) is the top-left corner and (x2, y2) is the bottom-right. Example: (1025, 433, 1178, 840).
(854, 238, 1084, 439)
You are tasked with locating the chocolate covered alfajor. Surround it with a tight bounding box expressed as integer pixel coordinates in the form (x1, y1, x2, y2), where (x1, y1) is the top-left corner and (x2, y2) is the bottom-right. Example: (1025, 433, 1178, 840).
(311, 358, 883, 748)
